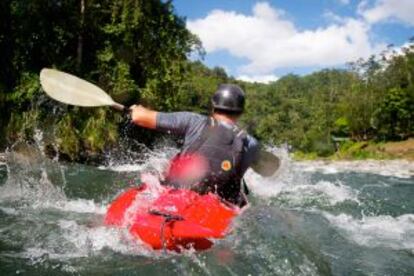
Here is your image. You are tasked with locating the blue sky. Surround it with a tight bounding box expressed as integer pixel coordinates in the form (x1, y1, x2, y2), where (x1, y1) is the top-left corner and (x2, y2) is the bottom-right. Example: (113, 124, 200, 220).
(173, 0, 414, 83)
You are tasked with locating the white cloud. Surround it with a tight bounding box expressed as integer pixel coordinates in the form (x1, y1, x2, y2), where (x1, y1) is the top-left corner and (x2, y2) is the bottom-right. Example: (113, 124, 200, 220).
(187, 2, 384, 75)
(338, 0, 350, 5)
(359, 0, 414, 25)
(237, 74, 279, 84)
(324, 10, 347, 24)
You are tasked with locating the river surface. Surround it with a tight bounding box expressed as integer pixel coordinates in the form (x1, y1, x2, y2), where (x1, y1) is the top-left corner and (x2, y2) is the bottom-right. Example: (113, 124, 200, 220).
(0, 146, 413, 275)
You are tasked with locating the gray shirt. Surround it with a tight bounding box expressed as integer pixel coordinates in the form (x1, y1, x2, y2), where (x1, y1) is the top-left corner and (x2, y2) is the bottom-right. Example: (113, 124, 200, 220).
(156, 112, 260, 175)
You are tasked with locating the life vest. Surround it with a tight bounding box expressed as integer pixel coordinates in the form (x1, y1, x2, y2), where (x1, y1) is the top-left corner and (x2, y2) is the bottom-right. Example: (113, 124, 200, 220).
(165, 117, 247, 206)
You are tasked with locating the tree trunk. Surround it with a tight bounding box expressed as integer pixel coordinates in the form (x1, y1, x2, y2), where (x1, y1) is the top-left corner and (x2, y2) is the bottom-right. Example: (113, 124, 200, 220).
(77, 0, 85, 71)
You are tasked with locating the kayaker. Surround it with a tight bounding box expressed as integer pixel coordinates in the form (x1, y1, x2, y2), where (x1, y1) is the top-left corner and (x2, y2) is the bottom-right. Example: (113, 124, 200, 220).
(130, 84, 260, 207)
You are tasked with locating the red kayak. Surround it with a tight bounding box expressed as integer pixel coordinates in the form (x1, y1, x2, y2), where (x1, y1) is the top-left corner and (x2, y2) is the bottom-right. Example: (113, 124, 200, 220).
(104, 183, 240, 251)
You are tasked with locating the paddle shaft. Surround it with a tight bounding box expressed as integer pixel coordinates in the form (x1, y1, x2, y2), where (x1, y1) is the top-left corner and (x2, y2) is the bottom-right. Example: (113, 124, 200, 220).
(111, 102, 128, 113)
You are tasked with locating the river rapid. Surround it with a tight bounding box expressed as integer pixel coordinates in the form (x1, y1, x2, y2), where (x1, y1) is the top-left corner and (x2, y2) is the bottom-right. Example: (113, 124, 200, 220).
(0, 144, 413, 275)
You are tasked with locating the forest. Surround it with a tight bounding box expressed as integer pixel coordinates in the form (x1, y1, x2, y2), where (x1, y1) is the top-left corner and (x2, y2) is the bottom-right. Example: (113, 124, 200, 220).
(0, 0, 413, 161)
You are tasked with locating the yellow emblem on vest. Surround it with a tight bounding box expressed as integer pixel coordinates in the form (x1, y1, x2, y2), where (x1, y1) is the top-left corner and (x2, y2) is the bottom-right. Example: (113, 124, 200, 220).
(221, 160, 232, 171)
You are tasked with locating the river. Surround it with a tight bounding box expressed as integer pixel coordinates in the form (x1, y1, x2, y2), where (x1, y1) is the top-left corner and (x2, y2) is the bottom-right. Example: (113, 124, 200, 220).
(0, 145, 413, 275)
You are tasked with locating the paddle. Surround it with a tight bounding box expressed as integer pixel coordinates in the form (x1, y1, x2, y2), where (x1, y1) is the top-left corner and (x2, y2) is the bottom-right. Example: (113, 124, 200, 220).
(251, 150, 280, 177)
(39, 68, 281, 177)
(40, 68, 127, 112)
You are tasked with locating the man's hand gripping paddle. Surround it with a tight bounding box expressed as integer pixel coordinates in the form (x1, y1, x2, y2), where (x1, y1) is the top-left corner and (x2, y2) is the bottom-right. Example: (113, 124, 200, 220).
(39, 68, 280, 177)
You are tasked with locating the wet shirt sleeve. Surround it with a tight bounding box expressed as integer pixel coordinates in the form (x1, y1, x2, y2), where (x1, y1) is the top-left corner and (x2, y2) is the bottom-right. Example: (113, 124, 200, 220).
(156, 112, 201, 137)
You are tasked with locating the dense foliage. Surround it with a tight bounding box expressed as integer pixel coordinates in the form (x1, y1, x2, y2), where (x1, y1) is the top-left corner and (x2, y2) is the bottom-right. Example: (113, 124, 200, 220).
(0, 0, 413, 160)
(242, 43, 414, 156)
(0, 0, 201, 160)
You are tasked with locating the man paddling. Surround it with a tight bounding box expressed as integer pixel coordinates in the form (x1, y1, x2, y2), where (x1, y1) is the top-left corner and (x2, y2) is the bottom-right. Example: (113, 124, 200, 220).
(131, 84, 260, 207)
(39, 69, 279, 208)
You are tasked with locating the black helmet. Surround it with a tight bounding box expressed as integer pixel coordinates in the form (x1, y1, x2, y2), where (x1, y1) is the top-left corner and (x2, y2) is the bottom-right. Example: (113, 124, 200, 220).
(211, 84, 245, 113)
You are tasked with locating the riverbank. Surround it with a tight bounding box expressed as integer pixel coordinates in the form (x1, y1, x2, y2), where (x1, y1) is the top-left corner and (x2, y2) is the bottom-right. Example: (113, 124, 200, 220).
(293, 139, 414, 161)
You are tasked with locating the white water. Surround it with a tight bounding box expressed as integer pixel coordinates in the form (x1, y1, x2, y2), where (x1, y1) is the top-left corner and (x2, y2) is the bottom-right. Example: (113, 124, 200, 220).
(0, 145, 185, 262)
(1, 145, 414, 269)
(245, 148, 360, 206)
(100, 145, 414, 179)
(103, 146, 360, 207)
(21, 220, 154, 263)
(324, 213, 414, 253)
(99, 144, 178, 174)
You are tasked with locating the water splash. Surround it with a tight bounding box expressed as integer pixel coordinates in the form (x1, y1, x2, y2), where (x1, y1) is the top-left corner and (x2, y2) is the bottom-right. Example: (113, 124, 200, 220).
(20, 219, 154, 264)
(324, 212, 414, 253)
(101, 138, 178, 174)
(245, 146, 360, 207)
(0, 148, 66, 205)
(1, 136, 413, 275)
(120, 173, 166, 228)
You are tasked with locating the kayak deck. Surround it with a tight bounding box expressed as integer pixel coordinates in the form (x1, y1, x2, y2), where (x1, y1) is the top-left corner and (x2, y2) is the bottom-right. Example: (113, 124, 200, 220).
(105, 184, 239, 251)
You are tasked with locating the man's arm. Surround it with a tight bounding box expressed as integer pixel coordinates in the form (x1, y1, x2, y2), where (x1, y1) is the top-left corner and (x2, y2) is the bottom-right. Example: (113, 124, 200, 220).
(130, 105, 203, 138)
(130, 105, 158, 129)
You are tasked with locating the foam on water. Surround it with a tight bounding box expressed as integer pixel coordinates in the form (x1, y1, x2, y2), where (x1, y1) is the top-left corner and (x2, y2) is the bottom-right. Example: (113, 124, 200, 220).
(245, 146, 300, 196)
(0, 176, 106, 215)
(245, 148, 359, 206)
(21, 220, 153, 262)
(248, 172, 359, 206)
(2, 138, 413, 275)
(99, 146, 396, 210)
(0, 206, 19, 216)
(324, 212, 414, 252)
(98, 163, 144, 172)
(0, 148, 108, 216)
(56, 219, 150, 256)
(297, 160, 414, 178)
(46, 199, 107, 215)
(0, 146, 175, 261)
(0, 145, 377, 215)
(283, 181, 359, 205)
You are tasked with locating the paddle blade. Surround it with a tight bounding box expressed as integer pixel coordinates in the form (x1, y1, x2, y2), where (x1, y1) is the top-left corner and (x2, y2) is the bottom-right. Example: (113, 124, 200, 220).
(251, 150, 280, 177)
(40, 68, 115, 107)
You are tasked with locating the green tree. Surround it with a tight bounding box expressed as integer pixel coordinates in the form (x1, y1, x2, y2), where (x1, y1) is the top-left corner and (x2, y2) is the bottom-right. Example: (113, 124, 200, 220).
(375, 87, 413, 139)
(0, 0, 201, 160)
